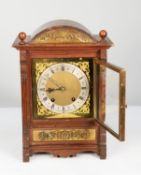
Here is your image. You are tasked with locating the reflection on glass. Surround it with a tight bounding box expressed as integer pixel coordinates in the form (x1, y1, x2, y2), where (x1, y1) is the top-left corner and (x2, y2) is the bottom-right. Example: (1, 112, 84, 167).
(105, 69, 119, 134)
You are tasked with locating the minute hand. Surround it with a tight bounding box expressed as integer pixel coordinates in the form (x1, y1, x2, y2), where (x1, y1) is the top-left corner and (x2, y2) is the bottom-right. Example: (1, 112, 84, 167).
(49, 78, 62, 88)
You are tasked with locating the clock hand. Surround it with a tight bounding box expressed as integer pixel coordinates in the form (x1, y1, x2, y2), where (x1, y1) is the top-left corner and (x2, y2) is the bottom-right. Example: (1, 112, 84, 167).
(46, 86, 65, 93)
(49, 78, 62, 88)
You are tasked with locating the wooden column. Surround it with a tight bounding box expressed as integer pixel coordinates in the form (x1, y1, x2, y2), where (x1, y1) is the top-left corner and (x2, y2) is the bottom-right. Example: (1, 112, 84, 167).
(98, 50, 106, 159)
(20, 50, 30, 162)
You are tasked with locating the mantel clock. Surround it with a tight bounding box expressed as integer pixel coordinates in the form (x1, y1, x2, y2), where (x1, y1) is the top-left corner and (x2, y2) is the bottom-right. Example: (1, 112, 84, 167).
(12, 20, 126, 162)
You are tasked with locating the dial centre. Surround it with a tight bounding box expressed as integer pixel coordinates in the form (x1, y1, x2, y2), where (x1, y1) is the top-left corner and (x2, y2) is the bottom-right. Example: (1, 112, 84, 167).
(46, 71, 81, 106)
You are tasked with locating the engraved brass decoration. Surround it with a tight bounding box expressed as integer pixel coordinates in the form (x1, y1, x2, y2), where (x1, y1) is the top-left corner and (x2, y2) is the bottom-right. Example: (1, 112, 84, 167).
(33, 129, 96, 141)
(31, 28, 94, 43)
(32, 59, 91, 119)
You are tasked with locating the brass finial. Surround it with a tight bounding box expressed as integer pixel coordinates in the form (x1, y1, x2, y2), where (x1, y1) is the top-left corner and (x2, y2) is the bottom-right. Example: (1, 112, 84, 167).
(18, 32, 26, 45)
(99, 30, 107, 40)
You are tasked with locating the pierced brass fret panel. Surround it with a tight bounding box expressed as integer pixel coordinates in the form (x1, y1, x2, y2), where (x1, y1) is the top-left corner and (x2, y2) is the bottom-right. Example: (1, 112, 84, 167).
(31, 28, 94, 43)
(32, 129, 96, 141)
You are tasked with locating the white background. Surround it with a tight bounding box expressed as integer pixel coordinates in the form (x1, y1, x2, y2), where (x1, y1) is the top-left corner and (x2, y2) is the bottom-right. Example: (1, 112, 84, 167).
(0, 0, 141, 106)
(0, 0, 141, 175)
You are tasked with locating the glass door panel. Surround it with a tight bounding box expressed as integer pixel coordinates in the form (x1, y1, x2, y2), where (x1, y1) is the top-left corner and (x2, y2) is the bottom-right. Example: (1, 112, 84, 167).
(95, 61, 126, 141)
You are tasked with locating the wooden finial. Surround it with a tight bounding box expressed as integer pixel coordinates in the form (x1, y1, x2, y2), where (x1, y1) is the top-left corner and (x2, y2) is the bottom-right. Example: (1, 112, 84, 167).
(99, 30, 107, 39)
(18, 32, 26, 45)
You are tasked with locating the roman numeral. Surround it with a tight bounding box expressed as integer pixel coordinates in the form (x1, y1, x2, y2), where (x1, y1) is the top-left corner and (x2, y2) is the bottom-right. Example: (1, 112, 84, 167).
(51, 104, 55, 109)
(79, 96, 84, 100)
(81, 87, 86, 90)
(62, 106, 65, 112)
(43, 97, 47, 101)
(40, 88, 45, 91)
(79, 76, 83, 80)
(73, 104, 76, 109)
(51, 69, 55, 74)
(61, 65, 65, 71)
(72, 68, 75, 73)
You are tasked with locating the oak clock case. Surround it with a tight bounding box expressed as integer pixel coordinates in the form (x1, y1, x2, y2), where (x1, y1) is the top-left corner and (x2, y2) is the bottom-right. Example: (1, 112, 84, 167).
(12, 20, 126, 162)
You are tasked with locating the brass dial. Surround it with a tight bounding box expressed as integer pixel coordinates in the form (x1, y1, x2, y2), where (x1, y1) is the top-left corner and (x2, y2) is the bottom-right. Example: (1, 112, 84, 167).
(46, 71, 81, 106)
(37, 63, 89, 113)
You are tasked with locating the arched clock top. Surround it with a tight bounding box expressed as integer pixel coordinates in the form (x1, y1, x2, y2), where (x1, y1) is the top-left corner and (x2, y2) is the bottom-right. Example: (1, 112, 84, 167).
(30, 20, 96, 44)
(13, 20, 113, 48)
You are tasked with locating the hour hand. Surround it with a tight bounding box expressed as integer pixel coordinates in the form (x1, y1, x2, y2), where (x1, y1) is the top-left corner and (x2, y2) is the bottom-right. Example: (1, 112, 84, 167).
(46, 87, 65, 93)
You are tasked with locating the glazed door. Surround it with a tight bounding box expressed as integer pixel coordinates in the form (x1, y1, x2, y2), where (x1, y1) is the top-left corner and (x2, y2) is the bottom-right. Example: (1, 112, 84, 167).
(95, 61, 126, 141)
